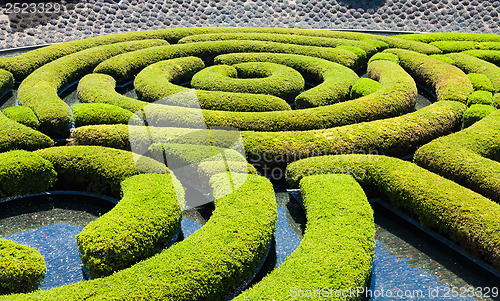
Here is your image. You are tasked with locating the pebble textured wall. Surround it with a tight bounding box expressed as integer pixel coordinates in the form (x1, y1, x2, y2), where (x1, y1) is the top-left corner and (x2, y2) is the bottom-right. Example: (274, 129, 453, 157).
(0, 0, 499, 49)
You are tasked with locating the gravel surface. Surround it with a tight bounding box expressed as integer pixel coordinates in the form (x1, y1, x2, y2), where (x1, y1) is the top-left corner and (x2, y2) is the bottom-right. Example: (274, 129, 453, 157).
(0, 0, 498, 49)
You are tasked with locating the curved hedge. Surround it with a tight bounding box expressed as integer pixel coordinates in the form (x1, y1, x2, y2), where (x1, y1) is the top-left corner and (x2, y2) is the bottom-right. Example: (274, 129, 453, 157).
(467, 90, 493, 106)
(72, 103, 138, 128)
(286, 154, 500, 269)
(235, 174, 374, 300)
(462, 104, 496, 128)
(190, 62, 304, 102)
(0, 69, 14, 96)
(429, 41, 500, 53)
(0, 112, 54, 153)
(463, 50, 500, 66)
(214, 52, 359, 108)
(414, 109, 500, 203)
(17, 39, 168, 137)
(385, 48, 474, 103)
(467, 73, 495, 92)
(2, 106, 40, 130)
(134, 57, 292, 112)
(397, 32, 500, 43)
(0, 150, 56, 199)
(76, 173, 184, 278)
(34, 146, 166, 198)
(0, 239, 46, 295)
(446, 52, 500, 92)
(350, 77, 382, 99)
(1, 173, 276, 300)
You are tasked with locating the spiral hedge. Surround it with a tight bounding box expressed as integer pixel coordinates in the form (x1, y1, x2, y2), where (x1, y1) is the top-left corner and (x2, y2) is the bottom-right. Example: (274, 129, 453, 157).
(0, 28, 500, 299)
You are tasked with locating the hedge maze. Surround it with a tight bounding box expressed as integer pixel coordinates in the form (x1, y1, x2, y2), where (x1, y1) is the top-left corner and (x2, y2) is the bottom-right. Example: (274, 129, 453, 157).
(0, 27, 499, 300)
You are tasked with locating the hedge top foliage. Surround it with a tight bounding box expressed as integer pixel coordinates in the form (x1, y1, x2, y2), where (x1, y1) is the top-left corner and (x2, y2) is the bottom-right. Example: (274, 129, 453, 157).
(397, 32, 500, 43)
(2, 106, 40, 130)
(0, 111, 54, 153)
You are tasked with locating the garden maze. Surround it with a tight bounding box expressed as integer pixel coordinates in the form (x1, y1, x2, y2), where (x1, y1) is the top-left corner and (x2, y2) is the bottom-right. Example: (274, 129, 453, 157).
(0, 27, 500, 300)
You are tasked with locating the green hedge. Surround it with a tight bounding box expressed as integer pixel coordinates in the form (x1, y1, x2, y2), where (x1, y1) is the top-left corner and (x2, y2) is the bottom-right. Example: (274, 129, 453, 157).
(118, 59, 415, 131)
(2, 106, 40, 129)
(76, 173, 183, 278)
(235, 174, 374, 300)
(0, 150, 57, 199)
(17, 39, 168, 138)
(72, 103, 138, 128)
(0, 112, 53, 153)
(134, 57, 291, 111)
(191, 62, 304, 102)
(414, 109, 500, 203)
(429, 54, 456, 65)
(467, 90, 493, 106)
(94, 40, 362, 82)
(178, 32, 382, 56)
(397, 32, 500, 43)
(467, 73, 495, 92)
(350, 77, 382, 99)
(462, 104, 496, 128)
(494, 93, 500, 108)
(429, 41, 500, 53)
(34, 146, 166, 198)
(214, 52, 359, 108)
(0, 239, 46, 295)
(367, 52, 399, 64)
(446, 52, 500, 92)
(463, 50, 500, 66)
(385, 48, 473, 103)
(0, 69, 14, 96)
(1, 173, 276, 300)
(286, 154, 500, 269)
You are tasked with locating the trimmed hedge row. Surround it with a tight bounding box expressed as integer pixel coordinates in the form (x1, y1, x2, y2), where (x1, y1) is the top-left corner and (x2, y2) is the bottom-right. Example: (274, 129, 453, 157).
(467, 73, 495, 92)
(134, 57, 292, 111)
(446, 52, 500, 92)
(0, 239, 46, 295)
(463, 50, 500, 66)
(385, 48, 474, 103)
(462, 104, 496, 128)
(286, 154, 500, 269)
(0, 150, 56, 199)
(467, 90, 493, 106)
(178, 32, 383, 57)
(0, 69, 13, 96)
(350, 77, 382, 99)
(17, 39, 168, 137)
(2, 106, 40, 130)
(76, 173, 184, 278)
(1, 173, 277, 300)
(429, 54, 456, 65)
(93, 40, 362, 82)
(106, 59, 415, 131)
(368, 52, 399, 64)
(414, 109, 500, 203)
(191, 62, 304, 102)
(397, 32, 500, 43)
(0, 112, 54, 152)
(235, 174, 374, 300)
(72, 103, 139, 128)
(430, 41, 500, 53)
(34, 146, 166, 198)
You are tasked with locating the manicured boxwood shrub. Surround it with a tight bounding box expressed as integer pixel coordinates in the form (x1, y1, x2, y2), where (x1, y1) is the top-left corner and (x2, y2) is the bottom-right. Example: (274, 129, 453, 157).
(463, 50, 500, 66)
(446, 52, 500, 92)
(429, 41, 500, 53)
(94, 40, 361, 82)
(0, 112, 53, 153)
(134, 57, 292, 111)
(197, 161, 258, 189)
(286, 154, 500, 269)
(462, 104, 496, 128)
(429, 54, 456, 65)
(17, 39, 168, 138)
(350, 77, 382, 99)
(214, 52, 359, 108)
(467, 90, 493, 106)
(0, 173, 276, 300)
(77, 173, 184, 278)
(34, 146, 166, 198)
(494, 93, 500, 108)
(0, 69, 14, 96)
(235, 174, 374, 300)
(0, 150, 57, 199)
(2, 106, 40, 129)
(467, 73, 495, 92)
(414, 110, 500, 203)
(367, 52, 399, 64)
(191, 62, 304, 102)
(385, 48, 473, 103)
(397, 32, 500, 43)
(0, 239, 46, 295)
(71, 103, 138, 128)
(114, 60, 415, 131)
